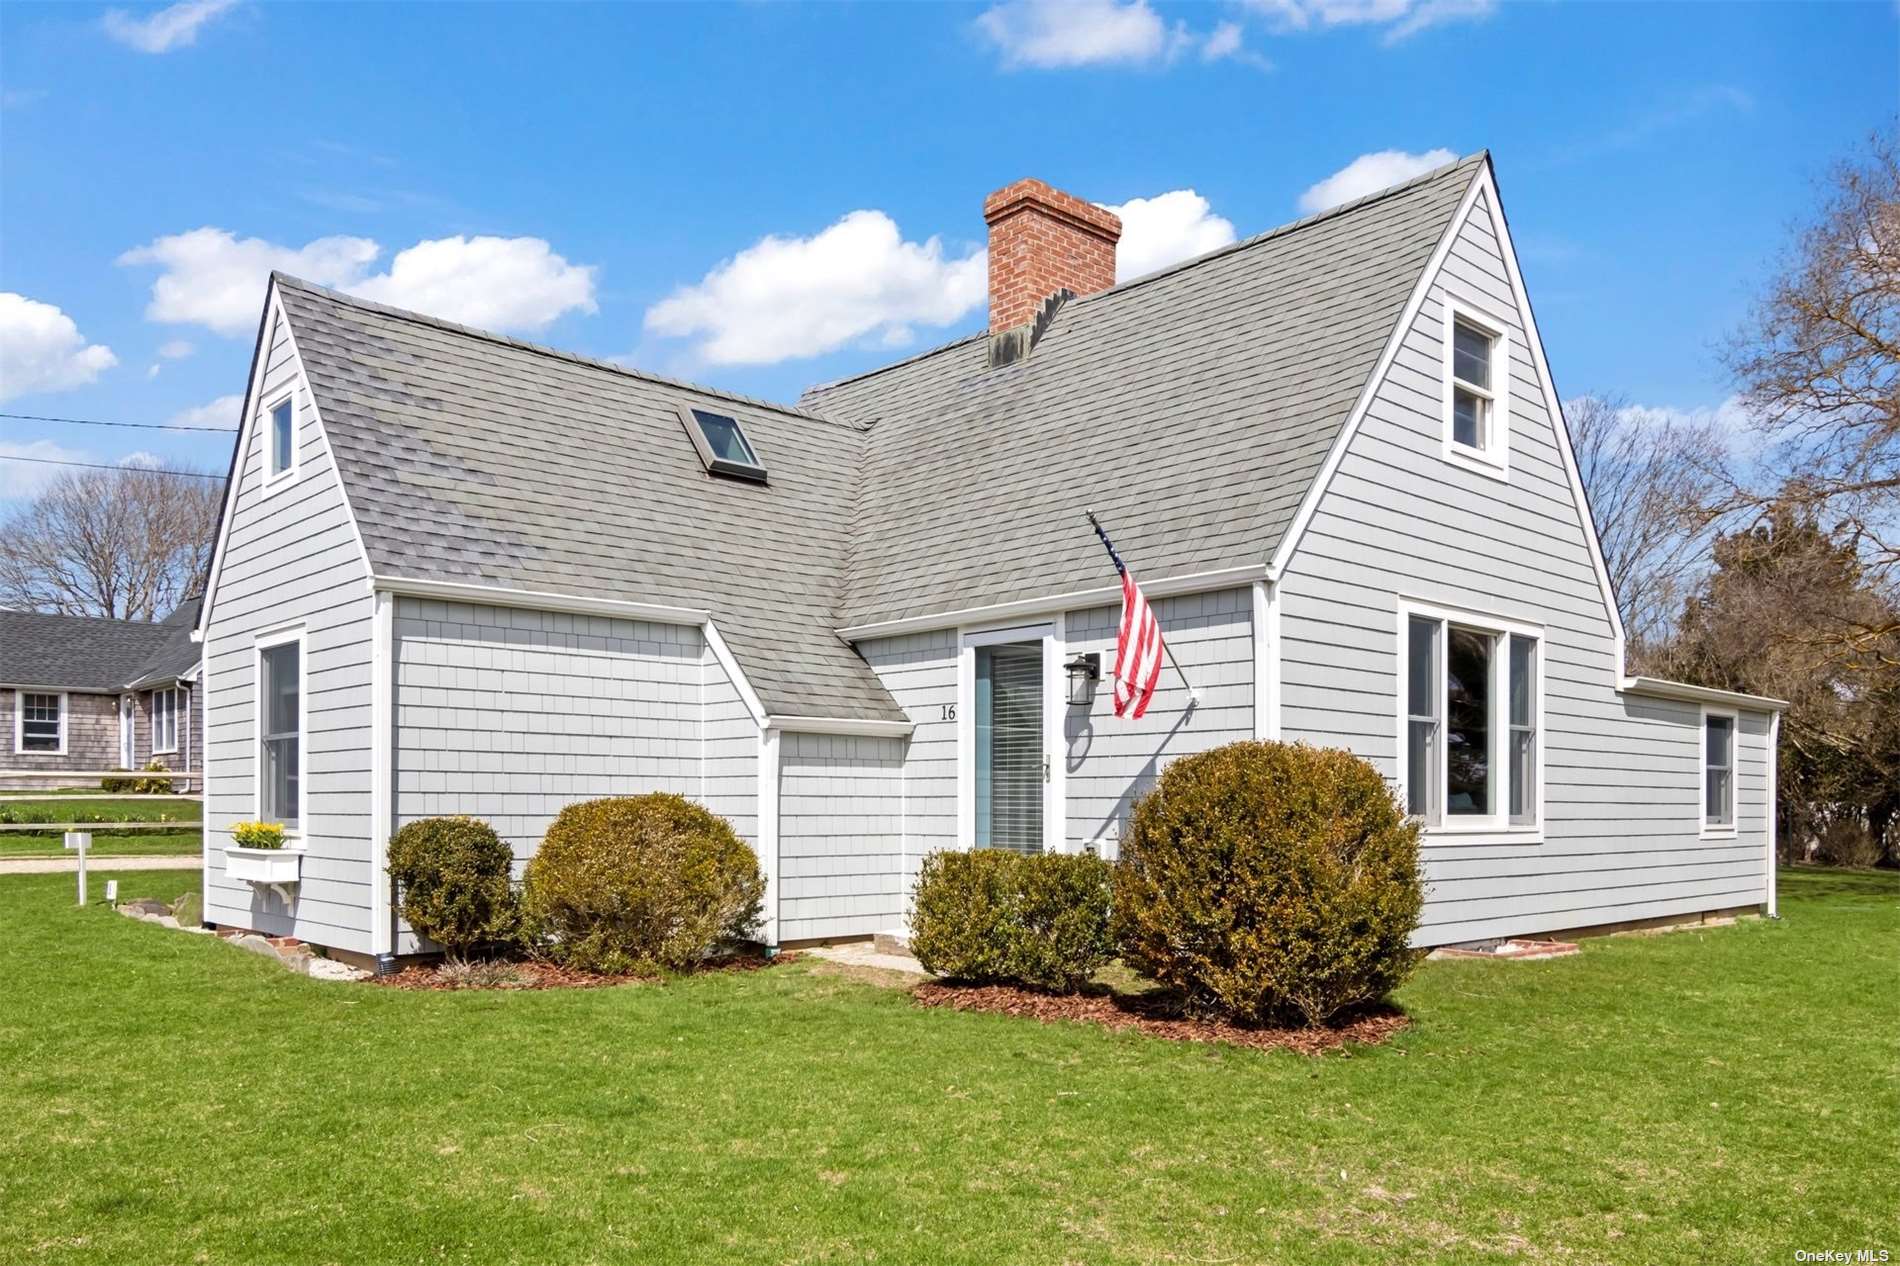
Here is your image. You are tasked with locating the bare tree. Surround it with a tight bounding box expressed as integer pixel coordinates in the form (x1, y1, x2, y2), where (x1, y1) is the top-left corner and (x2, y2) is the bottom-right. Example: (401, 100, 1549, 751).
(1567, 392, 1727, 662)
(0, 464, 224, 620)
(1719, 131, 1899, 655)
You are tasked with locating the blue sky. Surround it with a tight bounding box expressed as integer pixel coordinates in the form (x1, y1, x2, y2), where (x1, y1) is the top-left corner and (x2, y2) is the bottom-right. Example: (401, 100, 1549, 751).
(1, 0, 1894, 503)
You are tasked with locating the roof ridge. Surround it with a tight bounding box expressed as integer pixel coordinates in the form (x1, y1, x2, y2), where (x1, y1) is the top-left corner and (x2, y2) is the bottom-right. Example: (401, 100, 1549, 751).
(0, 608, 169, 629)
(801, 150, 1487, 400)
(270, 274, 863, 432)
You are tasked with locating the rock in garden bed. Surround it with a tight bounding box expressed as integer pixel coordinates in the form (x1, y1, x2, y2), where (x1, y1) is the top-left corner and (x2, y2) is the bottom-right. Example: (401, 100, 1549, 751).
(911, 981, 1409, 1055)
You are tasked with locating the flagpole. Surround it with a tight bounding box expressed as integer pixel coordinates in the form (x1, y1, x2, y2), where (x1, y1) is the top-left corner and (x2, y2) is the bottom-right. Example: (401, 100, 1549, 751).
(1083, 509, 1199, 703)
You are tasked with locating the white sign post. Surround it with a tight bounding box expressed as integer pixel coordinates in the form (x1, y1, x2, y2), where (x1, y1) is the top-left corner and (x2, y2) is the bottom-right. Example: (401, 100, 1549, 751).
(64, 831, 91, 905)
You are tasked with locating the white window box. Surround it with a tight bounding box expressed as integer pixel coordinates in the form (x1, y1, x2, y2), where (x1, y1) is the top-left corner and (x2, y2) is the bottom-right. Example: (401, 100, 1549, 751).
(224, 845, 302, 888)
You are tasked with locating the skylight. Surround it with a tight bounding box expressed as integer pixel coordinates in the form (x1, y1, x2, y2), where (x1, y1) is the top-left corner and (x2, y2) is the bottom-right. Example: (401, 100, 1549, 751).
(678, 405, 767, 482)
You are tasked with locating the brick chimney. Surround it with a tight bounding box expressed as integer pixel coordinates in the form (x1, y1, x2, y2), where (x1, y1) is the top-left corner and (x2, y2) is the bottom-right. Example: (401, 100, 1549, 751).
(983, 178, 1122, 335)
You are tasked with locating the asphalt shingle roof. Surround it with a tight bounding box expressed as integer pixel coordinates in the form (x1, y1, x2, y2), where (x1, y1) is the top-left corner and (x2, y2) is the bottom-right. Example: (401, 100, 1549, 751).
(801, 153, 1483, 629)
(268, 153, 1481, 721)
(0, 602, 199, 692)
(276, 279, 904, 722)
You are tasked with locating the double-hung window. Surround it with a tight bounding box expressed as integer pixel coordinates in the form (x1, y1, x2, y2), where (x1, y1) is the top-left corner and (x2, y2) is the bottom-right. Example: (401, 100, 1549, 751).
(1443, 300, 1510, 475)
(1702, 710, 1736, 836)
(152, 687, 180, 755)
(1401, 603, 1540, 836)
(15, 691, 64, 754)
(258, 636, 302, 832)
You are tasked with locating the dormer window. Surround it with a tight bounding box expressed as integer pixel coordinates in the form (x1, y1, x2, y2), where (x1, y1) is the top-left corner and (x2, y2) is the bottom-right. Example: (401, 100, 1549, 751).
(678, 405, 768, 483)
(1441, 300, 1510, 478)
(267, 397, 295, 481)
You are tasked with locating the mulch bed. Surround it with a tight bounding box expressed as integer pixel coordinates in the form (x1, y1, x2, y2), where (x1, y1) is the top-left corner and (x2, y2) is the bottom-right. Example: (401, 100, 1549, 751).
(373, 950, 799, 991)
(912, 981, 1409, 1054)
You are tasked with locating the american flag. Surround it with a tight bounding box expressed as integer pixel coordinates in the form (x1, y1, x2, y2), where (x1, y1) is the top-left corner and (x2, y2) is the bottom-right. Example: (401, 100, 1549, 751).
(1087, 513, 1164, 720)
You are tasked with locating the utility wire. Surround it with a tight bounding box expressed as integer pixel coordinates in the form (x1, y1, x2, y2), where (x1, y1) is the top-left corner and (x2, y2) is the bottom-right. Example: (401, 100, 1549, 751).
(0, 454, 225, 479)
(0, 410, 237, 434)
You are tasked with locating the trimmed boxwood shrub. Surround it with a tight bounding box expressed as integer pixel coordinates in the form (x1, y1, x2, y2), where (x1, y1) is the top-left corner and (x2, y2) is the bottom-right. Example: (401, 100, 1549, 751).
(908, 849, 1113, 993)
(1114, 740, 1424, 1026)
(387, 816, 520, 955)
(521, 794, 763, 975)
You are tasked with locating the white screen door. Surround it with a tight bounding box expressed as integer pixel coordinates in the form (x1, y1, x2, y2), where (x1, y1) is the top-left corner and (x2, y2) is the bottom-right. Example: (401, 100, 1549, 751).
(975, 640, 1044, 852)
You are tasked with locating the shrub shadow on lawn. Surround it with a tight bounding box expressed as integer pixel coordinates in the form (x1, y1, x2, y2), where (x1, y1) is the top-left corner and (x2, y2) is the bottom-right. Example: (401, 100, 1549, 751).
(374, 947, 800, 991)
(912, 974, 1409, 1056)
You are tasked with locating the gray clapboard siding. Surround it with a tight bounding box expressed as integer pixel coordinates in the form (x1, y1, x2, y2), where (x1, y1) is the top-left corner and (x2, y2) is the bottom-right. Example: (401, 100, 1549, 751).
(391, 598, 702, 860)
(857, 629, 956, 896)
(1063, 588, 1255, 854)
(1276, 187, 1771, 944)
(700, 648, 758, 845)
(203, 307, 377, 952)
(777, 732, 905, 941)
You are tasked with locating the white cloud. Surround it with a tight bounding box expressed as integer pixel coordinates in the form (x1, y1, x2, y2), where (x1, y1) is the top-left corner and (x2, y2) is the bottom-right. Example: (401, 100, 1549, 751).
(1202, 21, 1244, 59)
(118, 228, 596, 336)
(119, 450, 164, 470)
(101, 0, 238, 53)
(0, 293, 118, 403)
(644, 210, 986, 366)
(1616, 394, 1757, 444)
(348, 236, 598, 333)
(976, 0, 1192, 68)
(1298, 147, 1458, 213)
(1103, 190, 1238, 281)
(158, 339, 194, 359)
(118, 228, 379, 336)
(170, 393, 244, 431)
(1247, 0, 1493, 42)
(0, 439, 91, 500)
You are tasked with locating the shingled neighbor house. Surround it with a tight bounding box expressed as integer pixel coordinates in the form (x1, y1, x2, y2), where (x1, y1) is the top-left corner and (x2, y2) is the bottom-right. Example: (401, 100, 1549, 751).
(195, 153, 1784, 967)
(1, 601, 203, 790)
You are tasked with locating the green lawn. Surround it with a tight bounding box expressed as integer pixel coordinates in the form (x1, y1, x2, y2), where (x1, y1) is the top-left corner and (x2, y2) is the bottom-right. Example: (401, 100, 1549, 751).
(2, 868, 1894, 1265)
(0, 798, 201, 858)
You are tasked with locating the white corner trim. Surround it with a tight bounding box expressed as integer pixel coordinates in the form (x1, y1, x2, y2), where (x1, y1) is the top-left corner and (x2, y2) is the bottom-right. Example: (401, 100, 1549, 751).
(369, 591, 395, 958)
(763, 715, 914, 738)
(1044, 612, 1066, 854)
(1440, 295, 1512, 480)
(12, 688, 68, 756)
(955, 637, 975, 850)
(837, 564, 1270, 642)
(1698, 702, 1740, 841)
(1619, 675, 1787, 712)
(1252, 580, 1278, 741)
(756, 727, 781, 948)
(1766, 710, 1780, 918)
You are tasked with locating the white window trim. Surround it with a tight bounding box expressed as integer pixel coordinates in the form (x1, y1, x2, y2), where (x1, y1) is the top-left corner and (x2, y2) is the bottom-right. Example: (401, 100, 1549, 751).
(253, 625, 308, 842)
(1699, 704, 1739, 840)
(261, 393, 299, 496)
(1441, 297, 1512, 481)
(151, 686, 180, 756)
(1395, 597, 1544, 845)
(955, 617, 1065, 856)
(13, 688, 67, 756)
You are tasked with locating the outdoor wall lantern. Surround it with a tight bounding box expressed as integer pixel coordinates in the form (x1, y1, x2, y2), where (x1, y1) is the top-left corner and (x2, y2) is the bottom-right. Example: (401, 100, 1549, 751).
(1065, 653, 1101, 707)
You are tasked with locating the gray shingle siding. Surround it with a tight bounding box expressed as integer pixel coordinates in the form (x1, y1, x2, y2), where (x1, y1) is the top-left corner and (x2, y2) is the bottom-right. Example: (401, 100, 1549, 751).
(1275, 187, 1773, 944)
(857, 630, 958, 896)
(1062, 588, 1255, 852)
(701, 650, 759, 845)
(777, 732, 905, 942)
(203, 307, 378, 952)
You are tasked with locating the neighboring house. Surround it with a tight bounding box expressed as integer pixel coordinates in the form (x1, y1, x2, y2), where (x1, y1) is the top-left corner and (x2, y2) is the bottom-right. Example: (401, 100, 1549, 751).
(196, 153, 1784, 967)
(0, 600, 204, 790)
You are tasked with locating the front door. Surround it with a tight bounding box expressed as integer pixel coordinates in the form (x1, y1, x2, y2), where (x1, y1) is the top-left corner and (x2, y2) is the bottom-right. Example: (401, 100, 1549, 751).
(974, 639, 1045, 852)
